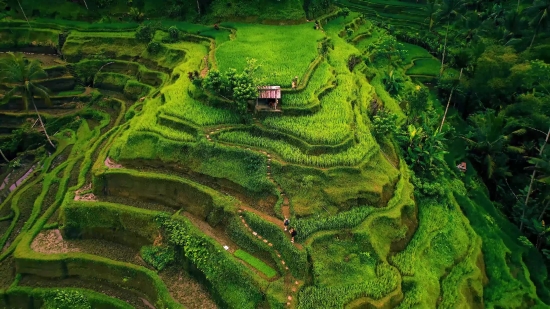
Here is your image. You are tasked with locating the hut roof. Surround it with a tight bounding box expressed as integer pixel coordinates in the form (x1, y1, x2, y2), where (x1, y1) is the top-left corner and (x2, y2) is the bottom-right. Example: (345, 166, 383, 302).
(258, 86, 281, 99)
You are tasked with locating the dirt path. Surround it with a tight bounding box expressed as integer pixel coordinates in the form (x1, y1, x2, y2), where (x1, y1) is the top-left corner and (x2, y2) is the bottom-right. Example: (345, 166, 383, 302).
(200, 55, 209, 78)
(237, 209, 302, 307)
(205, 127, 302, 249)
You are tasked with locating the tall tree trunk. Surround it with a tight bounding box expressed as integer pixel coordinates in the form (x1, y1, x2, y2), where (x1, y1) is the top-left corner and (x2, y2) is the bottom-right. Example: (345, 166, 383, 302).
(520, 127, 550, 232)
(83, 0, 88, 9)
(31, 97, 56, 149)
(17, 0, 31, 28)
(538, 199, 550, 221)
(517, 0, 520, 12)
(530, 13, 546, 49)
(439, 67, 463, 132)
(440, 20, 450, 76)
(196, 0, 201, 15)
(529, 29, 538, 49)
(0, 148, 8, 163)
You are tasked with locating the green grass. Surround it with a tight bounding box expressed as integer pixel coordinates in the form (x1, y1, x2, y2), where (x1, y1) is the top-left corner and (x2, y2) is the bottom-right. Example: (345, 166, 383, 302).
(216, 23, 324, 87)
(401, 42, 433, 63)
(217, 130, 372, 167)
(282, 61, 334, 107)
(406, 58, 441, 76)
(158, 41, 242, 126)
(234, 249, 277, 278)
(57, 89, 85, 96)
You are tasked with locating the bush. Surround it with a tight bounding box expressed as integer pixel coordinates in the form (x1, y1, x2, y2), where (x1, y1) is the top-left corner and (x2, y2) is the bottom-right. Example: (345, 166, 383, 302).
(168, 26, 179, 40)
(147, 42, 161, 54)
(43, 289, 91, 309)
(135, 25, 155, 43)
(140, 245, 175, 271)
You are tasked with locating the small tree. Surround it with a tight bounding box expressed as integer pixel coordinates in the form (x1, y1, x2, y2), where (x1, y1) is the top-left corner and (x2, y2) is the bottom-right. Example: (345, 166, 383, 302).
(168, 26, 179, 40)
(372, 108, 400, 140)
(0, 53, 55, 148)
(135, 24, 156, 43)
(340, 8, 350, 19)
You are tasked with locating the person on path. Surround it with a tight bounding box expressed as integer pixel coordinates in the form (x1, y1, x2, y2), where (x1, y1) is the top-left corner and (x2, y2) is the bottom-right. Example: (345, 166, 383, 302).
(290, 228, 297, 243)
(284, 217, 290, 231)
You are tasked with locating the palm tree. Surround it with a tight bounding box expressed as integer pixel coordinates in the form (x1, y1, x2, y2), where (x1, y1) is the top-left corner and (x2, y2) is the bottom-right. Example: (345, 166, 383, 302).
(0, 149, 8, 163)
(462, 110, 525, 185)
(16, 0, 30, 28)
(525, 0, 550, 49)
(0, 53, 56, 149)
(520, 127, 550, 231)
(424, 0, 440, 31)
(439, 50, 471, 132)
(437, 0, 466, 76)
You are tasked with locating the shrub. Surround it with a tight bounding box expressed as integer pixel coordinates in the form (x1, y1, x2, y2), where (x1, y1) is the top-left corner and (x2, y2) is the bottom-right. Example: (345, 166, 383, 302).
(140, 245, 175, 271)
(43, 289, 91, 309)
(135, 25, 155, 43)
(147, 42, 161, 54)
(168, 26, 179, 40)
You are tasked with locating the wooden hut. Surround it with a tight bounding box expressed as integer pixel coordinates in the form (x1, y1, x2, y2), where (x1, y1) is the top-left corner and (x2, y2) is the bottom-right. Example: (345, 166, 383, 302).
(255, 86, 282, 112)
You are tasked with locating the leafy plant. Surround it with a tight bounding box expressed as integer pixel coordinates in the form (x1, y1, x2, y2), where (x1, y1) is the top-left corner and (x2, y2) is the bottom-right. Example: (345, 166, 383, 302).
(372, 108, 400, 140)
(43, 289, 91, 309)
(168, 26, 179, 40)
(135, 24, 156, 43)
(140, 245, 175, 270)
(128, 7, 144, 21)
(147, 42, 161, 54)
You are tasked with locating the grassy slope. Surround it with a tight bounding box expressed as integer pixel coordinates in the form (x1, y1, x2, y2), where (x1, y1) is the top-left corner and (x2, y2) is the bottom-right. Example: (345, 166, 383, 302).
(216, 22, 324, 87)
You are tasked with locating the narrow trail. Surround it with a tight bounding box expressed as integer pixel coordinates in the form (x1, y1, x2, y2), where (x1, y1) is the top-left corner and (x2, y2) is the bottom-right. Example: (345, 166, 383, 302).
(205, 127, 301, 248)
(205, 125, 305, 307)
(237, 208, 302, 308)
(200, 55, 209, 78)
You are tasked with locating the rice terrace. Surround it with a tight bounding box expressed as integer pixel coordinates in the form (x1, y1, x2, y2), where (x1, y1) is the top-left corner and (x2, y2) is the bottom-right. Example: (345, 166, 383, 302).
(1, 0, 550, 308)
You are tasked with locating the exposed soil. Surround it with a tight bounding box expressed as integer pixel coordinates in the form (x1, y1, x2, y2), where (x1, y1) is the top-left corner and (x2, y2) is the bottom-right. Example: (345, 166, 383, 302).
(159, 266, 218, 309)
(31, 229, 147, 268)
(18, 275, 149, 309)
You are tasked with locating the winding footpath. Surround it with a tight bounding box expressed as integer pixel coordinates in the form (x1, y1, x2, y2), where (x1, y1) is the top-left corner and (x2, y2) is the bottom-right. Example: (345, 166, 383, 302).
(205, 125, 304, 307)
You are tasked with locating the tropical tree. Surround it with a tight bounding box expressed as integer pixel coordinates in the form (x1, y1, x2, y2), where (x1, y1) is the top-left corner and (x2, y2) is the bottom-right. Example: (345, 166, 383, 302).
(439, 49, 471, 132)
(0, 148, 8, 163)
(424, 0, 440, 31)
(16, 0, 30, 27)
(462, 110, 525, 186)
(525, 0, 550, 49)
(520, 129, 550, 231)
(0, 53, 56, 149)
(437, 0, 466, 76)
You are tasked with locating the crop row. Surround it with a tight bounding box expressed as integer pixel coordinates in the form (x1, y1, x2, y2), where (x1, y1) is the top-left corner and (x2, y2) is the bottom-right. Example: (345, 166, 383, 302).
(282, 61, 334, 107)
(263, 73, 355, 145)
(217, 130, 375, 168)
(216, 22, 324, 87)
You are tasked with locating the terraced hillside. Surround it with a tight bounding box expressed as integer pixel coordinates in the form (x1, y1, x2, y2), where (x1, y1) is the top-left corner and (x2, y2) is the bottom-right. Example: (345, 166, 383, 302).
(1, 14, 550, 309)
